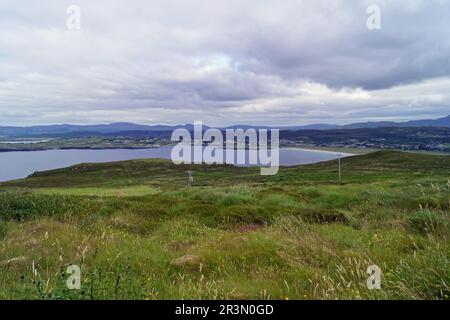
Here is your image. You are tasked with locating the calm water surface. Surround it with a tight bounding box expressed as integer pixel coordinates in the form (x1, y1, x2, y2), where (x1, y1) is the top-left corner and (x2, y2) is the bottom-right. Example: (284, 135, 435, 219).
(0, 147, 352, 182)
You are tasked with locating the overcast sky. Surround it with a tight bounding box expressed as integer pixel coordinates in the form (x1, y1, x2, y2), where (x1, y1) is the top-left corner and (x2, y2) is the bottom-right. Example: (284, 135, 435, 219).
(1, 0, 449, 126)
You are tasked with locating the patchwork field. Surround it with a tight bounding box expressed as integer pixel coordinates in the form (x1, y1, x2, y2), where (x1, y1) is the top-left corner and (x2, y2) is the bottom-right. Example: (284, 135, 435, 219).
(0, 151, 449, 299)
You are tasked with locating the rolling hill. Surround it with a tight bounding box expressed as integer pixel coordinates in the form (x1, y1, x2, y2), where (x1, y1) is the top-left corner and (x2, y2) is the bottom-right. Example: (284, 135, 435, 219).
(2, 115, 450, 137)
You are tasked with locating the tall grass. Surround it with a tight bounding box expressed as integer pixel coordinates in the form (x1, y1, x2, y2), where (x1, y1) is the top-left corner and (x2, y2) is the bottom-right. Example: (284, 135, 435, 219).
(0, 153, 449, 299)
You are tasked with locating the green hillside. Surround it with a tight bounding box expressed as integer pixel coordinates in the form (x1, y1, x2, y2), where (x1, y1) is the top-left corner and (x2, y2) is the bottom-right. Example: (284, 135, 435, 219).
(0, 151, 449, 299)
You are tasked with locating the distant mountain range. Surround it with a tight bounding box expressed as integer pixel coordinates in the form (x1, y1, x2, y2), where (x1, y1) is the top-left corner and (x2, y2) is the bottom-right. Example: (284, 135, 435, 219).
(283, 115, 450, 130)
(340, 115, 450, 129)
(0, 123, 195, 136)
(1, 115, 450, 137)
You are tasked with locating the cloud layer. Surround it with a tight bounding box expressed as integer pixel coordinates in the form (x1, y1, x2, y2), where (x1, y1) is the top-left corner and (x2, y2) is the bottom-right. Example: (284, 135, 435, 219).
(0, 0, 449, 126)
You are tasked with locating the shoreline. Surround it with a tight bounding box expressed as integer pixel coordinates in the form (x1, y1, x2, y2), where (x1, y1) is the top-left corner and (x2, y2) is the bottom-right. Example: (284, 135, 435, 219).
(281, 145, 375, 155)
(0, 144, 448, 156)
(282, 146, 355, 156)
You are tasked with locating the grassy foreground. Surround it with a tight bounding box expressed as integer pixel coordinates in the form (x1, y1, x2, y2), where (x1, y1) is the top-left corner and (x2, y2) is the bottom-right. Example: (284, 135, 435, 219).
(0, 151, 449, 300)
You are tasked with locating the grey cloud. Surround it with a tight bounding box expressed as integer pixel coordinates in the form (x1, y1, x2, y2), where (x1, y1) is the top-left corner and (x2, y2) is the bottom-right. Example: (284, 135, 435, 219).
(224, 1, 450, 90)
(0, 0, 450, 126)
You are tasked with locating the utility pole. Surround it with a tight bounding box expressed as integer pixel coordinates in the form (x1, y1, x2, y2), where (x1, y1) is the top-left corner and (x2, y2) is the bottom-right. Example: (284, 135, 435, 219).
(187, 171, 193, 189)
(338, 154, 342, 182)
